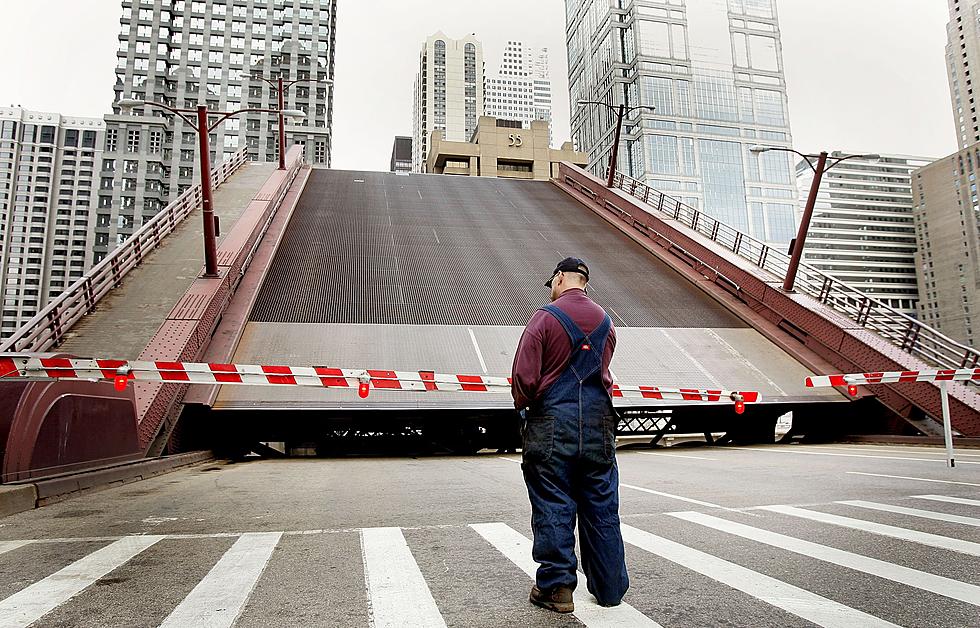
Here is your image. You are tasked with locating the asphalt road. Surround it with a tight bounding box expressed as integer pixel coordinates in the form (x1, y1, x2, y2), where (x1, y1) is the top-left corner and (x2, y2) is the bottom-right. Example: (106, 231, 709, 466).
(0, 443, 978, 627)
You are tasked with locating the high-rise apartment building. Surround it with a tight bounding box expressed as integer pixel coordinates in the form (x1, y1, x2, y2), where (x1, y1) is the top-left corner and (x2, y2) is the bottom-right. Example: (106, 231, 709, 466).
(565, 0, 798, 243)
(485, 42, 553, 143)
(798, 154, 932, 317)
(98, 0, 336, 263)
(0, 108, 105, 337)
(912, 148, 980, 347)
(413, 32, 484, 172)
(946, 0, 980, 149)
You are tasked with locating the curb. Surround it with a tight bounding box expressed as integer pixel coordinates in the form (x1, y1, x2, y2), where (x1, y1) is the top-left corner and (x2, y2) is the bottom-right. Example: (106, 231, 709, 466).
(0, 484, 38, 518)
(841, 435, 980, 448)
(0, 450, 214, 515)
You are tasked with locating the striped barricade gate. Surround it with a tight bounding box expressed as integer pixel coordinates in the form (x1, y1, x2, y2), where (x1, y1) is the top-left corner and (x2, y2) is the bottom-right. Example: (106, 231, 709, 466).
(0, 355, 760, 413)
(806, 368, 980, 468)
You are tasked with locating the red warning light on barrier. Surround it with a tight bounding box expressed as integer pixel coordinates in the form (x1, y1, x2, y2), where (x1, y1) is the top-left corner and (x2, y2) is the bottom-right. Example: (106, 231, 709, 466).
(847, 384, 858, 397)
(358, 380, 370, 398)
(734, 400, 745, 414)
(114, 375, 128, 391)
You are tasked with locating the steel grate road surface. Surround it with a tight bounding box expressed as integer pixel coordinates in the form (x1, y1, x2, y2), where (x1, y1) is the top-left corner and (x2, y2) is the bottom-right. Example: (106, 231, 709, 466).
(217, 170, 846, 410)
(249, 170, 745, 327)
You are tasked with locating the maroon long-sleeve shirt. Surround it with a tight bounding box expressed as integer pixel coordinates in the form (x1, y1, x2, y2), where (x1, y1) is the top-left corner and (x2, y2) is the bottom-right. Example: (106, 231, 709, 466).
(511, 288, 616, 409)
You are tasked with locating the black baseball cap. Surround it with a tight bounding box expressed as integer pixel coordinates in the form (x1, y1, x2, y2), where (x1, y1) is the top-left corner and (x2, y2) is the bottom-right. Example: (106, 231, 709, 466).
(545, 257, 590, 288)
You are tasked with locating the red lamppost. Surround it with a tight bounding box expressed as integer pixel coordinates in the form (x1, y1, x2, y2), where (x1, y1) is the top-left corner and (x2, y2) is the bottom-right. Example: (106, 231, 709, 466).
(749, 146, 880, 292)
(578, 100, 655, 188)
(253, 75, 332, 170)
(117, 99, 305, 277)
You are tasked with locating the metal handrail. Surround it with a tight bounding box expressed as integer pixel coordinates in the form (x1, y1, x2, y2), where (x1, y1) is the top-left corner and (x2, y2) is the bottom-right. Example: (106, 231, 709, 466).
(0, 148, 250, 353)
(605, 171, 980, 371)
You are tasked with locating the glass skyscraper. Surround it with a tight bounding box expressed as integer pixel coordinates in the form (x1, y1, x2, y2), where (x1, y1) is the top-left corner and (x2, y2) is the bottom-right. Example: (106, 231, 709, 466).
(565, 0, 798, 243)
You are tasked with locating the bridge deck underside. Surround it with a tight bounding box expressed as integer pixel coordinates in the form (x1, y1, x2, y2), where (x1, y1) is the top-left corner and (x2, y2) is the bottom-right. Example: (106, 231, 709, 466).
(216, 170, 843, 410)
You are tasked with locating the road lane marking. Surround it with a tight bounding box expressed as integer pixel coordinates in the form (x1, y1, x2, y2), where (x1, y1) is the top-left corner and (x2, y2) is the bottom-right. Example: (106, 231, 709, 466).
(468, 328, 488, 373)
(360, 527, 446, 628)
(729, 446, 980, 465)
(659, 329, 724, 388)
(670, 511, 980, 607)
(761, 505, 980, 557)
(620, 483, 731, 511)
(636, 451, 717, 461)
(159, 531, 281, 628)
(620, 523, 897, 628)
(836, 500, 980, 527)
(0, 535, 164, 628)
(796, 445, 980, 459)
(471, 523, 662, 627)
(846, 472, 980, 487)
(703, 329, 787, 395)
(913, 495, 980, 507)
(0, 541, 31, 556)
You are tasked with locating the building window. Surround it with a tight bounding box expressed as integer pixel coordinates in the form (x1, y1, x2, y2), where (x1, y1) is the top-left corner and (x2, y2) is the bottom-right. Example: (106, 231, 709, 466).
(126, 129, 140, 153)
(106, 128, 118, 152)
(148, 130, 163, 154)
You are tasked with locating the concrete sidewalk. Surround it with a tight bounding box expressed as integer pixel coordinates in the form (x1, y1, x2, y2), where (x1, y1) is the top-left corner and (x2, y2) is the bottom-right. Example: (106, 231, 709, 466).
(58, 163, 277, 359)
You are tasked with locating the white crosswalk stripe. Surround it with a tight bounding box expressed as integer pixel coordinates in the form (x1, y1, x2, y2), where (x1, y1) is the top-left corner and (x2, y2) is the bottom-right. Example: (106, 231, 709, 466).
(0, 492, 978, 626)
(913, 494, 980, 508)
(159, 531, 282, 628)
(837, 499, 980, 527)
(761, 504, 980, 557)
(620, 523, 899, 628)
(671, 511, 980, 606)
(0, 535, 165, 628)
(361, 526, 447, 628)
(471, 522, 662, 627)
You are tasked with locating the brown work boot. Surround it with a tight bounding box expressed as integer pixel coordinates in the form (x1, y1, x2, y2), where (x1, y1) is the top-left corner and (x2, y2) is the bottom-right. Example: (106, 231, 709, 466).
(529, 585, 574, 613)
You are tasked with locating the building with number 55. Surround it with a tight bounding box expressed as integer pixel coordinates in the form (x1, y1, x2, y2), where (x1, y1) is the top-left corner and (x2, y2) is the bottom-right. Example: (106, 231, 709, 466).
(426, 117, 585, 179)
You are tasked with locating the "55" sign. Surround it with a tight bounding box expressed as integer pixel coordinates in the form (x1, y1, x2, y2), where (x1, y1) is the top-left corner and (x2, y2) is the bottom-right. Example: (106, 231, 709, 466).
(508, 133, 523, 147)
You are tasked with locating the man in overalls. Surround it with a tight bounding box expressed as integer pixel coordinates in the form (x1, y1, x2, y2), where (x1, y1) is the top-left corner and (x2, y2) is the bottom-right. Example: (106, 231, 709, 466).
(511, 257, 629, 614)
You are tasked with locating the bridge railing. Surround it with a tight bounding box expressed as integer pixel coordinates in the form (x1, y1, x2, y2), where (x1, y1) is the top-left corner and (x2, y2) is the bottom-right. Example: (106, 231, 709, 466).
(0, 148, 250, 354)
(608, 171, 980, 372)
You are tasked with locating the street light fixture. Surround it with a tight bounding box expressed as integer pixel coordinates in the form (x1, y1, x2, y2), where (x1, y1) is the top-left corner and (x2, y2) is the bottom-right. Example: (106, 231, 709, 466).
(253, 75, 333, 169)
(578, 100, 656, 188)
(749, 145, 880, 292)
(116, 99, 303, 277)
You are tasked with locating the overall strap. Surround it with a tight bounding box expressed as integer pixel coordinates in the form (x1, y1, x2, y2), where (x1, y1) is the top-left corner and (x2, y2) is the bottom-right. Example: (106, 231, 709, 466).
(540, 304, 586, 346)
(541, 305, 609, 382)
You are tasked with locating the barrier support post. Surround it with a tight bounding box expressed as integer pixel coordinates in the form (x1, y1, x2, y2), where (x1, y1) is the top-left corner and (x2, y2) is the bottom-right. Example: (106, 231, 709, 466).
(940, 380, 955, 468)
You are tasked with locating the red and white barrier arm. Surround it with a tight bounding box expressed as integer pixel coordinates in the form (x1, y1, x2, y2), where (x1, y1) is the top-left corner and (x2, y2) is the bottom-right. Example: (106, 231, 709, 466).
(806, 368, 980, 395)
(0, 356, 760, 411)
(806, 368, 977, 469)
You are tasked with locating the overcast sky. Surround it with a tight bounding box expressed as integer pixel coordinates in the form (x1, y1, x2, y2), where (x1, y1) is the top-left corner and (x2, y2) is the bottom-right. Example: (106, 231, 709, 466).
(0, 1, 955, 170)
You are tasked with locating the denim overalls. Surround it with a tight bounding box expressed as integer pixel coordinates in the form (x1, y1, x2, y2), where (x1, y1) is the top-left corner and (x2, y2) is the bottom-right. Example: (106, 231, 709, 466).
(521, 303, 629, 606)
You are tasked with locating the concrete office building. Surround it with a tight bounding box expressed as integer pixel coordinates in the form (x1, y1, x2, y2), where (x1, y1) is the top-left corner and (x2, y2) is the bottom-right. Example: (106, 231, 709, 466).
(912, 148, 980, 347)
(947, 0, 980, 149)
(485, 42, 553, 144)
(413, 32, 484, 172)
(0, 108, 105, 337)
(98, 0, 336, 263)
(426, 116, 585, 179)
(798, 154, 932, 317)
(565, 0, 798, 243)
(390, 136, 412, 173)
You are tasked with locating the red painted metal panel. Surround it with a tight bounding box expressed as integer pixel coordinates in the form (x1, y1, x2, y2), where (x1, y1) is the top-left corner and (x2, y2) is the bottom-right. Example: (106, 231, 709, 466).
(554, 163, 980, 436)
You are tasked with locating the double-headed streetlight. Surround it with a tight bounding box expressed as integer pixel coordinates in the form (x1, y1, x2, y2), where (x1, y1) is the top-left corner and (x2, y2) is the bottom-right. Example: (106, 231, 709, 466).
(749, 146, 880, 292)
(117, 99, 305, 277)
(578, 101, 656, 188)
(252, 75, 333, 170)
